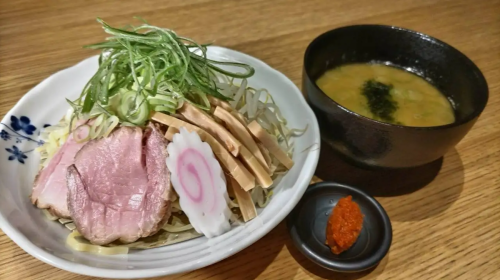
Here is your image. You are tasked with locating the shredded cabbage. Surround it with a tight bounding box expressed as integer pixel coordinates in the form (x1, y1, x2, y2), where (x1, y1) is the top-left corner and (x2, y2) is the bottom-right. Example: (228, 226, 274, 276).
(37, 119, 71, 169)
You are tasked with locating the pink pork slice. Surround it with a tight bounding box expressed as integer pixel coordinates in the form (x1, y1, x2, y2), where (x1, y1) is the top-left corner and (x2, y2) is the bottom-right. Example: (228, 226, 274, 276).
(66, 124, 171, 245)
(31, 133, 86, 218)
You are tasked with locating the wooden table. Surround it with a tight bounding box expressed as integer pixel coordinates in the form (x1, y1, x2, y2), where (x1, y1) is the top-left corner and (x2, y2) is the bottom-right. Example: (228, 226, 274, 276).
(1, 0, 499, 279)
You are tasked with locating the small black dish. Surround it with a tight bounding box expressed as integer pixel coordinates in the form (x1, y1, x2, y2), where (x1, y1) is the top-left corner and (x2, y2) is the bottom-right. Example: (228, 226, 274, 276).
(303, 25, 489, 169)
(287, 182, 392, 272)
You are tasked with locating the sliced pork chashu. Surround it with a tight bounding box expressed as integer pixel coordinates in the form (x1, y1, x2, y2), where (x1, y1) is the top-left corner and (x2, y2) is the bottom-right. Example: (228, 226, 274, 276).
(66, 124, 172, 245)
(31, 133, 87, 218)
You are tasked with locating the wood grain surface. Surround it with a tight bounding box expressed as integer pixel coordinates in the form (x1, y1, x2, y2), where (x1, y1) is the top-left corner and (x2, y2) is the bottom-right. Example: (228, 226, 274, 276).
(1, 0, 499, 279)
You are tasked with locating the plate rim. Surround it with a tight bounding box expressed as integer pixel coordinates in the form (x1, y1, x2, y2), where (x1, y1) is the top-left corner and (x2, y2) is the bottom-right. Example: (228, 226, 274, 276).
(0, 46, 320, 278)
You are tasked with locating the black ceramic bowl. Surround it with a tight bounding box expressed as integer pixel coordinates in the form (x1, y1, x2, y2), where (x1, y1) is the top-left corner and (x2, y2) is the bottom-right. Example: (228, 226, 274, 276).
(303, 25, 488, 168)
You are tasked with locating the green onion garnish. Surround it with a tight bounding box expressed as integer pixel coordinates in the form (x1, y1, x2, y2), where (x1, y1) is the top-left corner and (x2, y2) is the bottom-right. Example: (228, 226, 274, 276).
(70, 17, 255, 127)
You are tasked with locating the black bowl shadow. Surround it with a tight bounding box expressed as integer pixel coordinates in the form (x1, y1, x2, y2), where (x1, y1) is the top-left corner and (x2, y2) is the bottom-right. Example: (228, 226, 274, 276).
(383, 148, 464, 222)
(168, 223, 286, 280)
(315, 140, 464, 221)
(284, 236, 389, 280)
(316, 139, 441, 196)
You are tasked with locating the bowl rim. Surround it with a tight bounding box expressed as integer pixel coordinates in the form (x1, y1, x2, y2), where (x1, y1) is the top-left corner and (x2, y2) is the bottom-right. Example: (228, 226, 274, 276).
(286, 181, 393, 272)
(303, 24, 489, 131)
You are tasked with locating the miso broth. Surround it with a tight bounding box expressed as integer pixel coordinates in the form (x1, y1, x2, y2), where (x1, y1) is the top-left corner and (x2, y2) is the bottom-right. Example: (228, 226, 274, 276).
(316, 64, 455, 127)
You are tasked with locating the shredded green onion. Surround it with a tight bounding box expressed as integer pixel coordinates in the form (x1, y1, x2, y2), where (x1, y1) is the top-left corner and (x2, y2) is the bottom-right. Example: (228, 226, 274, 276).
(116, 91, 149, 125)
(69, 17, 255, 127)
(72, 125, 90, 143)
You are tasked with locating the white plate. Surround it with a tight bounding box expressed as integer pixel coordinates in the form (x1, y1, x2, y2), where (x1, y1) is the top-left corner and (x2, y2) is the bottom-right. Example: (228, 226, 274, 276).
(0, 46, 320, 278)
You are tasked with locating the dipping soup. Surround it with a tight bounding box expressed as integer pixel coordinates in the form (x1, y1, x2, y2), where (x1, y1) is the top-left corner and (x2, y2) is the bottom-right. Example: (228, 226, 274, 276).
(316, 64, 455, 127)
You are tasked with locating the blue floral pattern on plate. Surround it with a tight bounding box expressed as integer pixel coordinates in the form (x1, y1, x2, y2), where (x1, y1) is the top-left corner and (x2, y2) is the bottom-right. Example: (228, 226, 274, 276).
(0, 130, 10, 141)
(5, 146, 28, 164)
(0, 115, 46, 164)
(10, 116, 37, 135)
